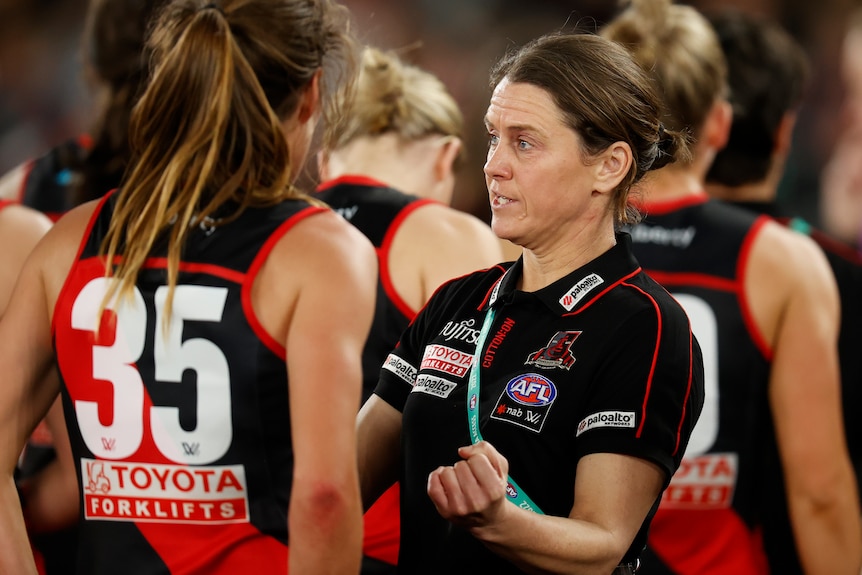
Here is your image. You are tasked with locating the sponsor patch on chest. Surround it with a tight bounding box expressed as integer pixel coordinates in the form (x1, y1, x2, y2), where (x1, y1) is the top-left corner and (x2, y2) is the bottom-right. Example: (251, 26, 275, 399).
(490, 373, 557, 433)
(80, 458, 249, 525)
(420, 344, 473, 377)
(559, 273, 603, 311)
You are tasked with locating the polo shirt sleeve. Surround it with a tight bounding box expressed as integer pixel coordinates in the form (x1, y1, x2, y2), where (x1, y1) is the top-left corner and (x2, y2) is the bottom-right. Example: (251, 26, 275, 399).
(573, 305, 704, 485)
(372, 280, 455, 412)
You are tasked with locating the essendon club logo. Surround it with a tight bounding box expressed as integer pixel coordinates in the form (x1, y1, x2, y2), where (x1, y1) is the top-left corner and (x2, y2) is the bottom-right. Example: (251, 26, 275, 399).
(526, 331, 580, 370)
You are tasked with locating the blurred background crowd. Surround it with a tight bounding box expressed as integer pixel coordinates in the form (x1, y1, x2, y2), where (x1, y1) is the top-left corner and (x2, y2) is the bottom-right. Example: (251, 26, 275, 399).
(1, 0, 859, 236)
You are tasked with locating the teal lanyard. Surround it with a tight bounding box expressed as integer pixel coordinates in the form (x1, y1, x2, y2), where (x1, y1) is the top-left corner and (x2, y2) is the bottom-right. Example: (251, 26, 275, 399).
(468, 306, 545, 514)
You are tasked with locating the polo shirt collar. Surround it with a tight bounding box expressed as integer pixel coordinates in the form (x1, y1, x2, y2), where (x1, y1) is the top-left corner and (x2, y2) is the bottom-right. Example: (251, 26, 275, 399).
(486, 232, 641, 315)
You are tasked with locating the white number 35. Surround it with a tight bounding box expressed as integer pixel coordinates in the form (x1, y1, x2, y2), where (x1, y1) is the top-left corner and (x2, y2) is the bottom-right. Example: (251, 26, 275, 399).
(70, 278, 232, 465)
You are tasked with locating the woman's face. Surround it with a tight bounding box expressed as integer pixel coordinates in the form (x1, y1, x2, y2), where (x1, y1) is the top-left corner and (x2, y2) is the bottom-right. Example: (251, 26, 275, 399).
(483, 79, 604, 251)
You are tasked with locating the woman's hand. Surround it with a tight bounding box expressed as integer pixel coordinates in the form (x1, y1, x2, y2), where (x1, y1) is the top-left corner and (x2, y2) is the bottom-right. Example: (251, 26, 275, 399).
(427, 440, 511, 529)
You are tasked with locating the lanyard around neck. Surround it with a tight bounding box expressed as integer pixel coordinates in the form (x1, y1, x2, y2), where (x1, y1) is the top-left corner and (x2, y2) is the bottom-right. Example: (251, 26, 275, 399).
(467, 305, 545, 515)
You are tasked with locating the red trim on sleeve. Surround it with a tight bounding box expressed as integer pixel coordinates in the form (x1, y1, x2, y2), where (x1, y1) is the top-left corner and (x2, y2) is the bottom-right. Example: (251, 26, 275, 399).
(378, 198, 438, 319)
(736, 216, 772, 361)
(620, 281, 663, 438)
(673, 328, 696, 456)
(241, 205, 330, 360)
(0, 198, 12, 212)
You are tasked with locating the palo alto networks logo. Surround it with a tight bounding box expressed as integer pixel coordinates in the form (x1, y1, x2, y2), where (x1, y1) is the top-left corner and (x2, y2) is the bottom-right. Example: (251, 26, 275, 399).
(85, 461, 112, 494)
(576, 410, 635, 437)
(559, 273, 603, 311)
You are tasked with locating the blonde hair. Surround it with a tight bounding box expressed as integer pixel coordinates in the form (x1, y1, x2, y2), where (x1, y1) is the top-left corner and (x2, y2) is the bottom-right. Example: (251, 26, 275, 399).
(99, 0, 356, 321)
(330, 46, 463, 164)
(602, 0, 727, 139)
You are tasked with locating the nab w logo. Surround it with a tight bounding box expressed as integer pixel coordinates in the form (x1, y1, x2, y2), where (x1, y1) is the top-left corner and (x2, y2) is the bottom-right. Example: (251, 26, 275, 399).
(101, 437, 116, 452)
(182, 442, 201, 457)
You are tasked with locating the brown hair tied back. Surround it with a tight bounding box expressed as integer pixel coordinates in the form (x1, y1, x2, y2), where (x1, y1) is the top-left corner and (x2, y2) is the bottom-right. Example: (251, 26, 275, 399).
(650, 123, 689, 171)
(99, 0, 357, 325)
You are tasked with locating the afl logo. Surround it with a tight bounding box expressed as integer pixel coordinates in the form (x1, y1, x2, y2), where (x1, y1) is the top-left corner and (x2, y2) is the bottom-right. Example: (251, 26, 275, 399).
(506, 483, 518, 498)
(505, 373, 557, 406)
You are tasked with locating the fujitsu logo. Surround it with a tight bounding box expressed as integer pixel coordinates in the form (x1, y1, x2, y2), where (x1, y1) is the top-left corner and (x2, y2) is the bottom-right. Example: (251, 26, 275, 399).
(439, 318, 481, 344)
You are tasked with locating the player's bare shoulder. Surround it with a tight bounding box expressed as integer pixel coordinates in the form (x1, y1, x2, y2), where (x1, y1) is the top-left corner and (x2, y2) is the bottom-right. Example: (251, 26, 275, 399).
(402, 202, 503, 266)
(745, 218, 840, 343)
(752, 218, 838, 291)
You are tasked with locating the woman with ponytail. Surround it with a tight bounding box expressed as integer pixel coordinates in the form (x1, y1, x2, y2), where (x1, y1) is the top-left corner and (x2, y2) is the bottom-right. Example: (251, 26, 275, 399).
(0, 1, 376, 574)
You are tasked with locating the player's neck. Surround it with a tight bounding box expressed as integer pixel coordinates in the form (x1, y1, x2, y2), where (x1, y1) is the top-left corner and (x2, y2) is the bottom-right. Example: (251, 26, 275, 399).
(636, 164, 704, 202)
(705, 181, 775, 204)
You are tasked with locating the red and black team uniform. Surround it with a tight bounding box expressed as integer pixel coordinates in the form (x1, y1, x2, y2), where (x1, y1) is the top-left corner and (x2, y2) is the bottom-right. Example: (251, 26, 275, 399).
(627, 194, 775, 574)
(315, 175, 437, 573)
(51, 192, 325, 574)
(373, 233, 703, 574)
(726, 199, 862, 575)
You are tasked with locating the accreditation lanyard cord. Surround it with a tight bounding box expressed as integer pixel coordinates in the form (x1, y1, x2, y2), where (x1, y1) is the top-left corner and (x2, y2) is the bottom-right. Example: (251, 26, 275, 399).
(467, 306, 545, 514)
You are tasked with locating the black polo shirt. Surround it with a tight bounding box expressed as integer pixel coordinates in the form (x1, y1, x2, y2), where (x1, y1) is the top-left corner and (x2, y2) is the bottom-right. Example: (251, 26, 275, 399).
(374, 232, 704, 574)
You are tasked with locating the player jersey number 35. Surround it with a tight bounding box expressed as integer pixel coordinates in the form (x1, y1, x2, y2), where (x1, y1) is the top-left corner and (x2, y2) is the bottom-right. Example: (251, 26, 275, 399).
(70, 277, 232, 464)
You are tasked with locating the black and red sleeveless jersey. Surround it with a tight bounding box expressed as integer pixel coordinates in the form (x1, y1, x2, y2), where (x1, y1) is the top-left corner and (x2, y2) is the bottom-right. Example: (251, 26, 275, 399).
(374, 233, 703, 573)
(52, 192, 326, 574)
(726, 199, 862, 575)
(16, 135, 92, 221)
(315, 175, 436, 569)
(628, 194, 774, 575)
(316, 175, 436, 402)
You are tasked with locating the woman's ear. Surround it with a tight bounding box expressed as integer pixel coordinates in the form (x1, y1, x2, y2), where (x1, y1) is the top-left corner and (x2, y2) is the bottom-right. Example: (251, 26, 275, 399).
(594, 141, 633, 194)
(317, 150, 330, 181)
(434, 136, 463, 182)
(297, 69, 322, 125)
(703, 99, 733, 152)
(774, 111, 798, 156)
